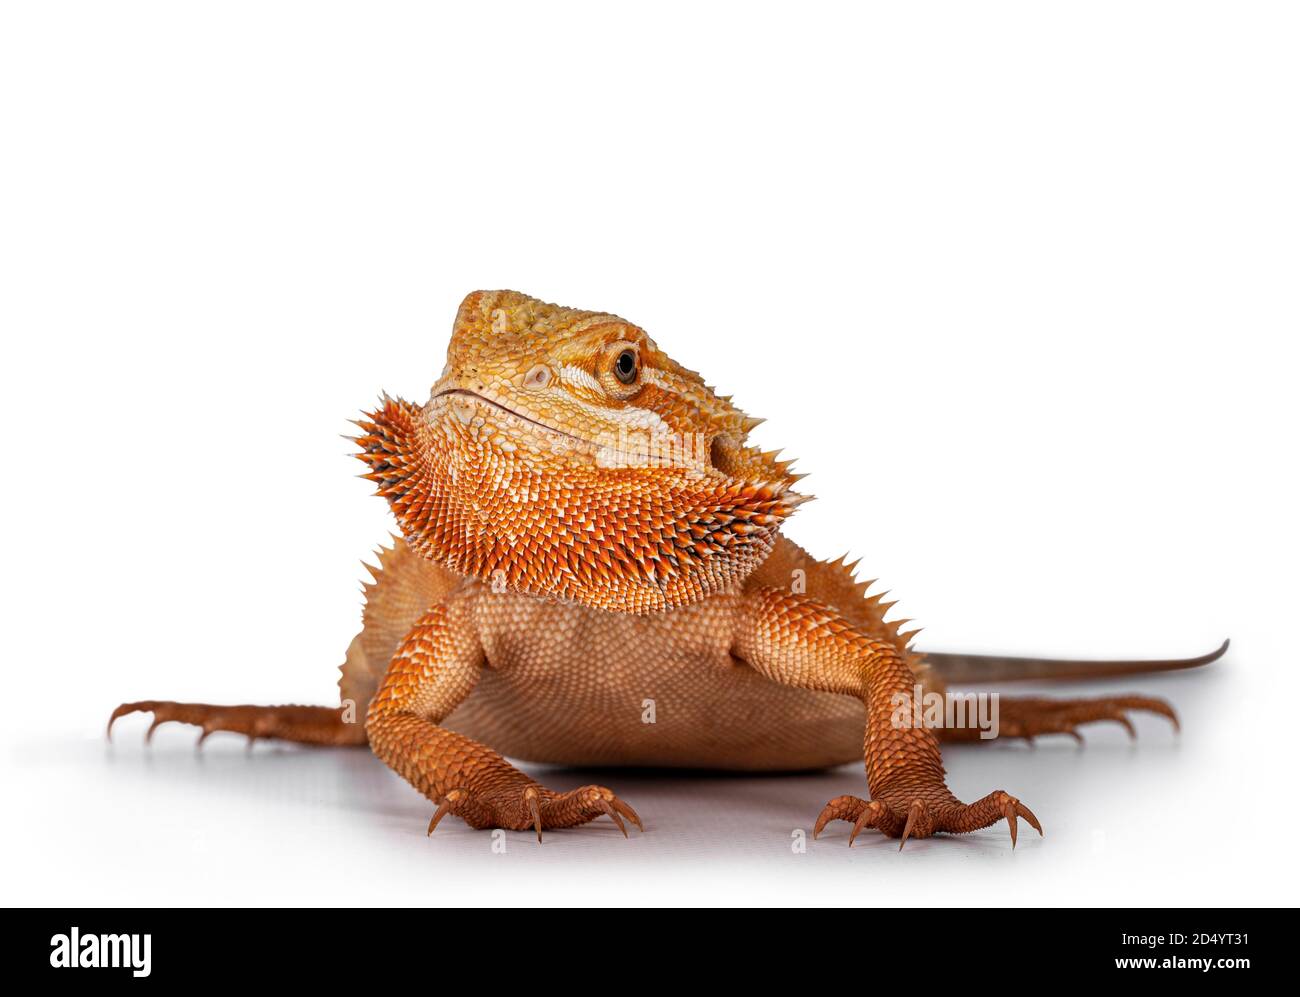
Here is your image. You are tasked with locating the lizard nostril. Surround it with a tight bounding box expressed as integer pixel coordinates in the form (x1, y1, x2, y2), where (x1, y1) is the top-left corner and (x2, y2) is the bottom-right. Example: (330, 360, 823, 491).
(523, 364, 552, 389)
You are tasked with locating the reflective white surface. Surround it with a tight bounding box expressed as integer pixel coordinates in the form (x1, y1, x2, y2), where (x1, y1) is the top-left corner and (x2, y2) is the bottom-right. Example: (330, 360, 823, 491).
(5, 661, 1281, 906)
(3, 1, 1296, 907)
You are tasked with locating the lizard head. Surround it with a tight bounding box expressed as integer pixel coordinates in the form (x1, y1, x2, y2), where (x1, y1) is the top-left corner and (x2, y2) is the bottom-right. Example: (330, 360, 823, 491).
(354, 290, 806, 613)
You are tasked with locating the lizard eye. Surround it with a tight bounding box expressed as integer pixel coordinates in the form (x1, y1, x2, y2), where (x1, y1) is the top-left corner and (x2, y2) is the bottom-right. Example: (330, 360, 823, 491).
(599, 341, 644, 399)
(614, 349, 638, 384)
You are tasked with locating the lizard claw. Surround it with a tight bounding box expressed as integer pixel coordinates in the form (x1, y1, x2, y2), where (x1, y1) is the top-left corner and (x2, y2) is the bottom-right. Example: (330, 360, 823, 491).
(525, 787, 543, 842)
(939, 788, 1043, 846)
(811, 787, 1040, 849)
(542, 785, 643, 836)
(813, 795, 905, 844)
(109, 700, 216, 743)
(598, 798, 628, 837)
(422, 783, 643, 839)
(898, 800, 929, 851)
(610, 795, 644, 833)
(1001, 795, 1018, 847)
(995, 791, 1042, 849)
(427, 789, 467, 836)
(849, 800, 888, 846)
(814, 795, 859, 839)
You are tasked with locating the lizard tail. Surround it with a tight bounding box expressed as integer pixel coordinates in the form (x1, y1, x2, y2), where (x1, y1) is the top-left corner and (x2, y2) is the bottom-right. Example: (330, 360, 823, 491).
(921, 639, 1228, 684)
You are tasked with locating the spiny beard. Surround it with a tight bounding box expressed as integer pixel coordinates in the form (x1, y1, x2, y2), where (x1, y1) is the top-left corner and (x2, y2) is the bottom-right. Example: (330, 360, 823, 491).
(352, 396, 806, 613)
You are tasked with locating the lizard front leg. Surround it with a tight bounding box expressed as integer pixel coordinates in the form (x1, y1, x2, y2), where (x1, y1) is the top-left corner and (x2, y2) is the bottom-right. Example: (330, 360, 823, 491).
(735, 586, 1040, 848)
(366, 596, 641, 840)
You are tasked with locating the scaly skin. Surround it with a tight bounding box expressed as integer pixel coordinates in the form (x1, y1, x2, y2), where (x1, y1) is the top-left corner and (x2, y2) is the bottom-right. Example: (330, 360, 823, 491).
(110, 290, 1217, 847)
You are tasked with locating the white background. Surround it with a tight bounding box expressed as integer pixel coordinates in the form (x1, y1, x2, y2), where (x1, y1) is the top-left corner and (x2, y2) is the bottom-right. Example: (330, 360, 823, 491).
(2, 2, 1296, 907)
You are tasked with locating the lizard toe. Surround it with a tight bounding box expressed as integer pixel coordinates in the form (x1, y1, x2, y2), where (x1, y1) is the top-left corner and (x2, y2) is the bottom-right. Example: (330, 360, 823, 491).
(812, 795, 905, 844)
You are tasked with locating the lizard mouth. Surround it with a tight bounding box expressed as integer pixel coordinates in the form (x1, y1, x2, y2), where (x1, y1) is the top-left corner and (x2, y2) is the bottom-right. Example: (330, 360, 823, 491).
(430, 388, 718, 469)
(431, 388, 598, 450)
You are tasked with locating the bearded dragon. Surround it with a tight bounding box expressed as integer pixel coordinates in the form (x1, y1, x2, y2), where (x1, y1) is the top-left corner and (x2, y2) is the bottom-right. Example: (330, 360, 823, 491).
(109, 291, 1225, 847)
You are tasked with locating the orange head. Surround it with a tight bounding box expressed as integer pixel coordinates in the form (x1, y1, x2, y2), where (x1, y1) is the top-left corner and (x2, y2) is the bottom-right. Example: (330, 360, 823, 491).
(355, 291, 806, 613)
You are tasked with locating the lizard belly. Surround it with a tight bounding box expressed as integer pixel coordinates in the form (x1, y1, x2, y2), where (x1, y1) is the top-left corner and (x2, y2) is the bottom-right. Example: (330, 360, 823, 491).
(441, 589, 863, 770)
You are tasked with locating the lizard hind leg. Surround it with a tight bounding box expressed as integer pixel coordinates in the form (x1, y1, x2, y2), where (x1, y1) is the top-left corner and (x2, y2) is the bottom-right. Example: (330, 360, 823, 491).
(935, 694, 1179, 744)
(108, 540, 460, 750)
(923, 641, 1226, 742)
(107, 701, 368, 747)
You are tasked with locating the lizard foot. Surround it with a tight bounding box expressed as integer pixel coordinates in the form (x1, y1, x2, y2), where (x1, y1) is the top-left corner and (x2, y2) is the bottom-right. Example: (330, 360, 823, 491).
(968, 695, 1178, 743)
(427, 783, 643, 841)
(813, 788, 1041, 849)
(107, 700, 366, 746)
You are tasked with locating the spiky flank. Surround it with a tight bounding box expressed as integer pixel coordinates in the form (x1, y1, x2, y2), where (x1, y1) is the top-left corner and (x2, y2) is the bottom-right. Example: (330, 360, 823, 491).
(353, 291, 806, 613)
